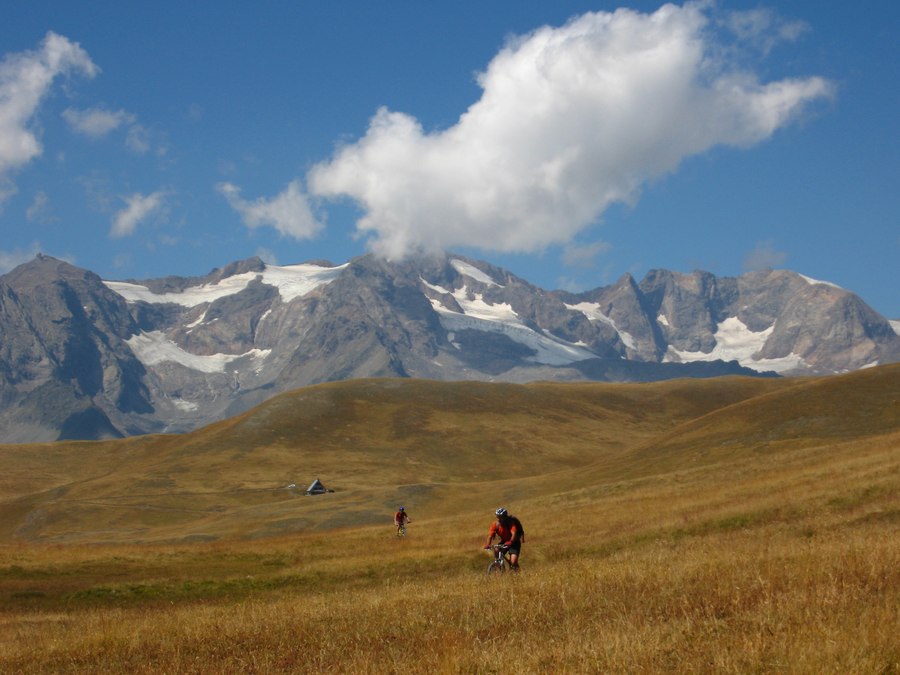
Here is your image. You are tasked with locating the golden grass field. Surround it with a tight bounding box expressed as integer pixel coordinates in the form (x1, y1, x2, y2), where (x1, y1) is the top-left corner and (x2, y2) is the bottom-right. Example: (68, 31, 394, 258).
(0, 364, 898, 672)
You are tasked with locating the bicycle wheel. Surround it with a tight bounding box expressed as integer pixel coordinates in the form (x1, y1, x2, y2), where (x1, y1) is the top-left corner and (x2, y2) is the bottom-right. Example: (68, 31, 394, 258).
(486, 561, 505, 575)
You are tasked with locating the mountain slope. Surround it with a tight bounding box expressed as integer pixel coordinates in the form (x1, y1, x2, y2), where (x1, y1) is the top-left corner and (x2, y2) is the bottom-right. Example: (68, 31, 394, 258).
(0, 252, 897, 442)
(0, 364, 896, 544)
(0, 255, 154, 442)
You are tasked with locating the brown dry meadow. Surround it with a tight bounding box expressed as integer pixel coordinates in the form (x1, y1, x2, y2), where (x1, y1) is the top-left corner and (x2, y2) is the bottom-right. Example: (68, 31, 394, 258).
(0, 365, 898, 673)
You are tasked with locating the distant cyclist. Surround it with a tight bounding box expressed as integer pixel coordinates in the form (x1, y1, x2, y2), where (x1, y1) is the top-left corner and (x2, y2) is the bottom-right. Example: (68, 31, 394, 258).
(484, 507, 524, 571)
(394, 506, 411, 536)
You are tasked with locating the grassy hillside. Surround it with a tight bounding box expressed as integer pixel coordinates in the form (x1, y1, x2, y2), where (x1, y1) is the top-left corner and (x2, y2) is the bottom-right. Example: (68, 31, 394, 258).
(0, 373, 807, 543)
(0, 364, 897, 672)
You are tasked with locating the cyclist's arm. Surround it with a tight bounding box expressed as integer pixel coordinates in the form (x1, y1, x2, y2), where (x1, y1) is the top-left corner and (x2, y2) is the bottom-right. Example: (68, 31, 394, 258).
(484, 523, 498, 548)
(505, 524, 519, 545)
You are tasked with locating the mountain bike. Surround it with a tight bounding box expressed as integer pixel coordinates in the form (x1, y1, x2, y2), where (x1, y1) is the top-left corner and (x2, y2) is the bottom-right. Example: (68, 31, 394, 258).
(396, 523, 407, 538)
(485, 544, 512, 574)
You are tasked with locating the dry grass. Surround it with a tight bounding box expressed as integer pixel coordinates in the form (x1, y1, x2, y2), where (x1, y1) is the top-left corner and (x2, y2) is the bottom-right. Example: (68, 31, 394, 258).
(0, 365, 898, 672)
(0, 374, 808, 544)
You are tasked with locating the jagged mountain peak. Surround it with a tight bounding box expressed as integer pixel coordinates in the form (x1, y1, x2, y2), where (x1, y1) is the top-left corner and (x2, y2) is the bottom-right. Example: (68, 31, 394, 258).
(210, 256, 267, 281)
(3, 254, 101, 288)
(1, 253, 897, 442)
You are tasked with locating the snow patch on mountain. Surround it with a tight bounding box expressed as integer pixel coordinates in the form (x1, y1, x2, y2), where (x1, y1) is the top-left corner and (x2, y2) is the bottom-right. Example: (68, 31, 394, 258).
(127, 331, 271, 373)
(450, 259, 500, 287)
(664, 317, 805, 374)
(453, 290, 519, 323)
(185, 311, 207, 330)
(890, 319, 900, 336)
(567, 302, 636, 349)
(105, 262, 347, 306)
(439, 311, 595, 365)
(429, 288, 593, 365)
(171, 398, 199, 412)
(260, 263, 348, 301)
(799, 274, 842, 290)
(105, 273, 257, 307)
(420, 278, 451, 295)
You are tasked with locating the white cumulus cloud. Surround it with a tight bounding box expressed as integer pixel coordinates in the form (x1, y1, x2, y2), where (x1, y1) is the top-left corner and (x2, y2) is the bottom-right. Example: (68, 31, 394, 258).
(0, 32, 98, 203)
(111, 191, 168, 238)
(307, 2, 833, 259)
(218, 180, 323, 240)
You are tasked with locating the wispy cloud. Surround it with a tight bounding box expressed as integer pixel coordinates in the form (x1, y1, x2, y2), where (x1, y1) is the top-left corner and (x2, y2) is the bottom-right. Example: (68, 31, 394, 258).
(255, 247, 278, 265)
(0, 33, 97, 203)
(125, 123, 152, 154)
(721, 7, 809, 56)
(63, 107, 134, 138)
(0, 241, 44, 274)
(743, 239, 788, 272)
(562, 241, 612, 269)
(110, 191, 168, 238)
(63, 105, 162, 156)
(26, 190, 57, 223)
(217, 180, 323, 240)
(306, 3, 832, 259)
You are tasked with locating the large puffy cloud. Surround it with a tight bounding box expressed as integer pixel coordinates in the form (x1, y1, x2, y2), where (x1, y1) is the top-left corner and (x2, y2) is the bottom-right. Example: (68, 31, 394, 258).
(307, 2, 833, 259)
(218, 180, 323, 240)
(111, 191, 168, 238)
(0, 32, 97, 203)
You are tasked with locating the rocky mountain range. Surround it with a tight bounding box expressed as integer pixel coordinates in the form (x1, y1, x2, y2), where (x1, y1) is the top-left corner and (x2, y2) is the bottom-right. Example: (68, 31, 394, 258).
(1, 252, 898, 443)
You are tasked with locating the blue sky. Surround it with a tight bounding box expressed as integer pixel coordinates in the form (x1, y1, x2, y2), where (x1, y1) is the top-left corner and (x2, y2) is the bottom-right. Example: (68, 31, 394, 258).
(1, 1, 897, 318)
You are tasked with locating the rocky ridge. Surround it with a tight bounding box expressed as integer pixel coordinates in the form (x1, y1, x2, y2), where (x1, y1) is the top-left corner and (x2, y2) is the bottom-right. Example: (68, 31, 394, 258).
(1, 253, 897, 442)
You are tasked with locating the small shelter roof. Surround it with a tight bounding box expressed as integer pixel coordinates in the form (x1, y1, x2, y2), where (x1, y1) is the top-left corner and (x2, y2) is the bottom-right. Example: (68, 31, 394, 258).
(306, 478, 328, 495)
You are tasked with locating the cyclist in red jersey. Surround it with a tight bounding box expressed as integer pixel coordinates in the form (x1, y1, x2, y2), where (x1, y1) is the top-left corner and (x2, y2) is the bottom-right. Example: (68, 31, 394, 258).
(394, 506, 410, 535)
(484, 507, 523, 571)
